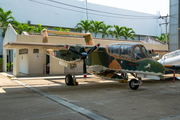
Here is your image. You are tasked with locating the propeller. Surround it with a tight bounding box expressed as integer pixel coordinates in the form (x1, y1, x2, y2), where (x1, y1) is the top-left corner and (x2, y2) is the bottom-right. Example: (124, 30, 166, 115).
(65, 44, 100, 78)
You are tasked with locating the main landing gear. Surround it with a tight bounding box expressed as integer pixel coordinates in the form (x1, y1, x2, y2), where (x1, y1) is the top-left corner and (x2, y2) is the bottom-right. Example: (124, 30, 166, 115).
(65, 64, 78, 86)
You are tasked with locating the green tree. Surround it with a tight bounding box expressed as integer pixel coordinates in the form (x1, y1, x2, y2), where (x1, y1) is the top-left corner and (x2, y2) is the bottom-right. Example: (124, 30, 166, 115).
(54, 27, 71, 32)
(109, 29, 114, 38)
(100, 23, 112, 38)
(90, 20, 104, 38)
(75, 20, 92, 33)
(122, 27, 135, 40)
(155, 34, 169, 44)
(0, 7, 14, 37)
(53, 27, 71, 35)
(113, 25, 124, 39)
(14, 23, 35, 34)
(34, 24, 47, 33)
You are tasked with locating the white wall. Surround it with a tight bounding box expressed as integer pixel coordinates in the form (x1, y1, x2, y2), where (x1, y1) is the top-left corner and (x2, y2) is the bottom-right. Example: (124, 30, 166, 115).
(0, 0, 162, 37)
(19, 54, 28, 74)
(169, 0, 179, 51)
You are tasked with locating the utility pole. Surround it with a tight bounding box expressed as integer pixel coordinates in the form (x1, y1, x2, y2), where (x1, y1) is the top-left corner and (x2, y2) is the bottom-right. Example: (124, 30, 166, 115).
(159, 14, 169, 44)
(84, 0, 88, 20)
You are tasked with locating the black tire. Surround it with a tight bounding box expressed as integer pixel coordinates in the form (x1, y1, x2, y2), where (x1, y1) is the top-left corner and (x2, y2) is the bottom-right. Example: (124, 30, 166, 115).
(65, 74, 73, 85)
(129, 79, 139, 90)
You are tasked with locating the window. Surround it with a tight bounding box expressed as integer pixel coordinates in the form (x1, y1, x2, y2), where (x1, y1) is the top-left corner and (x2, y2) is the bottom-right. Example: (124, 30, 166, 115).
(33, 49, 39, 53)
(111, 45, 120, 56)
(120, 45, 133, 60)
(19, 49, 28, 54)
(133, 46, 146, 61)
(141, 46, 151, 58)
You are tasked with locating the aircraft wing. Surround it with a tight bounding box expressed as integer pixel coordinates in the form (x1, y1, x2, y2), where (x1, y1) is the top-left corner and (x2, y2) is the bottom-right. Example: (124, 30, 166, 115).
(163, 65, 180, 74)
(3, 41, 95, 50)
(3, 41, 100, 65)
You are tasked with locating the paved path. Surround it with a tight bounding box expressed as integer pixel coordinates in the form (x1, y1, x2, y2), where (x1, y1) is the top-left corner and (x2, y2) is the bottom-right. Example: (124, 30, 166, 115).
(0, 74, 93, 120)
(1, 73, 180, 120)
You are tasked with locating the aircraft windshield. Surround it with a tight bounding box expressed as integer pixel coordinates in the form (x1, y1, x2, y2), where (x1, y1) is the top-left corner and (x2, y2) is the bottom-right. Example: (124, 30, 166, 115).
(111, 45, 120, 56)
(120, 45, 133, 60)
(141, 46, 151, 58)
(133, 46, 147, 61)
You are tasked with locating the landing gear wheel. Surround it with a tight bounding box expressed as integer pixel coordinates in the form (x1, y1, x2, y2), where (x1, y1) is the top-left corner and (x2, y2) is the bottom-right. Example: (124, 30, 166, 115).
(129, 79, 139, 90)
(65, 74, 73, 85)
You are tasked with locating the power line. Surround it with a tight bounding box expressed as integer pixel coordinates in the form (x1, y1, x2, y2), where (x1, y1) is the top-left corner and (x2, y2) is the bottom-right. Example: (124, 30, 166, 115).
(29, 0, 158, 19)
(48, 0, 157, 18)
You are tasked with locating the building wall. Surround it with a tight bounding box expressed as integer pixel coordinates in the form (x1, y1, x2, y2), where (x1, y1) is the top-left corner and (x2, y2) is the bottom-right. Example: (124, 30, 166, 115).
(0, 0, 162, 37)
(169, 0, 180, 51)
(3, 24, 18, 72)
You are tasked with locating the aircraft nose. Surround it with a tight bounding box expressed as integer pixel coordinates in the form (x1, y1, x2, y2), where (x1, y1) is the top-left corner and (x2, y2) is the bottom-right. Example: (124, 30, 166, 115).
(151, 59, 165, 74)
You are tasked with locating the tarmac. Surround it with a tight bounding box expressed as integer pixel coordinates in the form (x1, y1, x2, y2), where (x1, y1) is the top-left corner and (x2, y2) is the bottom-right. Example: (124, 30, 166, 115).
(0, 72, 180, 120)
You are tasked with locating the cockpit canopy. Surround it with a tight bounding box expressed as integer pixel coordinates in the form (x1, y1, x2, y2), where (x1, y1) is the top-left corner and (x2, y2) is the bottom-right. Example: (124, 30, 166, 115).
(108, 43, 151, 61)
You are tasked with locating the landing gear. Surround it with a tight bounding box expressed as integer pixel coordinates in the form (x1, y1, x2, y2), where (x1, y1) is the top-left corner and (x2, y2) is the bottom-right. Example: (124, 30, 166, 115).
(65, 74, 73, 85)
(122, 72, 128, 80)
(129, 79, 139, 90)
(65, 64, 78, 86)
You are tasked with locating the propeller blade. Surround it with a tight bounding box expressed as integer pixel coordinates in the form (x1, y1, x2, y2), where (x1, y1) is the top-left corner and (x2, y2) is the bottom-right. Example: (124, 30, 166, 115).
(87, 43, 100, 54)
(83, 59, 87, 78)
(65, 45, 82, 56)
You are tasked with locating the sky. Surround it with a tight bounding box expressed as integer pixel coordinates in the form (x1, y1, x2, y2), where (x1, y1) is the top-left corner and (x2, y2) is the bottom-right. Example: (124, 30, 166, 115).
(78, 0, 169, 16)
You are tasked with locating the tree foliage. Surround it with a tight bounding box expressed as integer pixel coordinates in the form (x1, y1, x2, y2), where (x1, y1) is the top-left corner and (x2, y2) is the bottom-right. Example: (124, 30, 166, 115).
(75, 20, 92, 33)
(0, 7, 14, 37)
(122, 27, 135, 40)
(113, 25, 124, 39)
(90, 20, 104, 38)
(155, 34, 169, 44)
(100, 23, 112, 38)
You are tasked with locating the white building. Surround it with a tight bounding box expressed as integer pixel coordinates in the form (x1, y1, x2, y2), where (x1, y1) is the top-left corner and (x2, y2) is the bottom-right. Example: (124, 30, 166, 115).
(169, 0, 180, 51)
(0, 0, 168, 56)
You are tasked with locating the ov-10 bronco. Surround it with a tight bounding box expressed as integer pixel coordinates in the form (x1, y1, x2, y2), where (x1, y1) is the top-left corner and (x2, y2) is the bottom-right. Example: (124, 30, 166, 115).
(4, 29, 173, 90)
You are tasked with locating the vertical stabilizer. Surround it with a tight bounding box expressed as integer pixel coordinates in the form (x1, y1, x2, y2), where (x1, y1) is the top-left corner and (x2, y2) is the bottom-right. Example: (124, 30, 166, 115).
(41, 29, 49, 43)
(83, 33, 95, 45)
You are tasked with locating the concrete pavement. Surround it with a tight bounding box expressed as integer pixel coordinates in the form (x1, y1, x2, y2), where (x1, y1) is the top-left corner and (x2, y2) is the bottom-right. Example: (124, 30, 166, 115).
(0, 72, 180, 120)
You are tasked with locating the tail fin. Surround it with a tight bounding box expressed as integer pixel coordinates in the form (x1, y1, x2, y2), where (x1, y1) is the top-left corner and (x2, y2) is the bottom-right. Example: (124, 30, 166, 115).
(41, 29, 95, 45)
(82, 33, 95, 45)
(41, 29, 49, 43)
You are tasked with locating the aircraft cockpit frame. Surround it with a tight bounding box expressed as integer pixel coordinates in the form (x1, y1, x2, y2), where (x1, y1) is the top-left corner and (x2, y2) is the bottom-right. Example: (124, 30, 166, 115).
(107, 43, 152, 61)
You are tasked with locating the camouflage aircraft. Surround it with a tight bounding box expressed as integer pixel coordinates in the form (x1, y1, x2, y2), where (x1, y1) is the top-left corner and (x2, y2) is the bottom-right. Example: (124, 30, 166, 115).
(3, 29, 174, 90)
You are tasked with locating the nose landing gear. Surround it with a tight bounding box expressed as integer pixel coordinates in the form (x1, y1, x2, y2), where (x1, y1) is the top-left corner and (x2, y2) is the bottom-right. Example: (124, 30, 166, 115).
(129, 79, 142, 90)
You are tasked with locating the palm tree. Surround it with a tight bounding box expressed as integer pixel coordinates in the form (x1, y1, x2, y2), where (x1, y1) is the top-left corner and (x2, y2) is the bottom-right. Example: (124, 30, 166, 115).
(75, 20, 92, 33)
(122, 27, 135, 40)
(100, 23, 112, 38)
(109, 29, 114, 38)
(90, 20, 104, 38)
(113, 25, 124, 39)
(0, 7, 14, 37)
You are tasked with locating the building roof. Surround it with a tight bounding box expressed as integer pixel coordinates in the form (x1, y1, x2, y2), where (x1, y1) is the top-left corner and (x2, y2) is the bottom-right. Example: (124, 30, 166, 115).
(140, 36, 165, 45)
